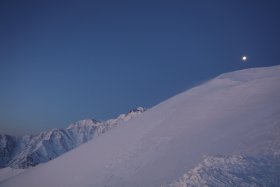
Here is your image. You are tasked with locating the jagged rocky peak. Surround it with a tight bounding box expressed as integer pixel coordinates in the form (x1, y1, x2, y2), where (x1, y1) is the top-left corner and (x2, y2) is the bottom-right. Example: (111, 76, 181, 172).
(114, 107, 146, 122)
(128, 107, 146, 113)
(67, 118, 100, 129)
(0, 134, 17, 152)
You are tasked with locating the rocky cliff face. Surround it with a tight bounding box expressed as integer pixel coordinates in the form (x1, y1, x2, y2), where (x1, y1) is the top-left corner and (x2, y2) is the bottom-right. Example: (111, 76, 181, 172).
(0, 135, 18, 168)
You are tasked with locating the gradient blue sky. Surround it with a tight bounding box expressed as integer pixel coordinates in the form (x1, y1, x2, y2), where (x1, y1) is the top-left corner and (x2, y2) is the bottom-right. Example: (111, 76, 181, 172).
(1, 0, 280, 135)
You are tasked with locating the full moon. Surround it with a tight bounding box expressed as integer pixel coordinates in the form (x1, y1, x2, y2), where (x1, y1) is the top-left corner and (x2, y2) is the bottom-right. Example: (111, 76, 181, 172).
(242, 56, 247, 61)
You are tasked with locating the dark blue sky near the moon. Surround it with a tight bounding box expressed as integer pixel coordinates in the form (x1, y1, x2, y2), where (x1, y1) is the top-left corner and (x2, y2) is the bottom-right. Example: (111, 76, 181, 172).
(1, 0, 280, 135)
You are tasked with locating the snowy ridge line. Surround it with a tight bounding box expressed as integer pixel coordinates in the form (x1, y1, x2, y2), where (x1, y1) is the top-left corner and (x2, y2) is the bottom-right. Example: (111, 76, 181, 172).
(0, 107, 146, 169)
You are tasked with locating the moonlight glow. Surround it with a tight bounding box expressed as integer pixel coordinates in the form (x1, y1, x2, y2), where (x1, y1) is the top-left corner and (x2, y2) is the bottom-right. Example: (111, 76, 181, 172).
(242, 56, 247, 61)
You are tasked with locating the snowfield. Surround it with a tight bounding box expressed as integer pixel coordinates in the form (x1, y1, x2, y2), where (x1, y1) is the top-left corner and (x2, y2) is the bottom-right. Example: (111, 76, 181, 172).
(1, 65, 280, 187)
(0, 167, 25, 183)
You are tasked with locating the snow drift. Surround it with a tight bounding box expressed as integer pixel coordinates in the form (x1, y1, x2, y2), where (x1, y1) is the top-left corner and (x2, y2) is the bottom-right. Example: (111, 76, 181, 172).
(1, 65, 280, 187)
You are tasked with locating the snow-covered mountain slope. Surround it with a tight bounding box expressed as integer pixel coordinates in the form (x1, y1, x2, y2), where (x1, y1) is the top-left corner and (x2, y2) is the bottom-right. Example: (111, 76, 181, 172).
(167, 154, 280, 187)
(0, 107, 145, 169)
(0, 167, 26, 183)
(2, 65, 280, 187)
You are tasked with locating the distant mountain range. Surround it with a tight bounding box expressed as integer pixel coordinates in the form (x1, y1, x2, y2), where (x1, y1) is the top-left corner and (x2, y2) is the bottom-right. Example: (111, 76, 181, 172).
(0, 107, 145, 169)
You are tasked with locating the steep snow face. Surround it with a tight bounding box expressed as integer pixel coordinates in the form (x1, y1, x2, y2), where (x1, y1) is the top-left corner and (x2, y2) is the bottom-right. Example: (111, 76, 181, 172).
(0, 108, 145, 169)
(2, 66, 280, 187)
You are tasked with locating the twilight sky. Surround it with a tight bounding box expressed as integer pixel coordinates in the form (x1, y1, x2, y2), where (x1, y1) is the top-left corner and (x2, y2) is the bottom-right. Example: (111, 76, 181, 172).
(1, 0, 280, 135)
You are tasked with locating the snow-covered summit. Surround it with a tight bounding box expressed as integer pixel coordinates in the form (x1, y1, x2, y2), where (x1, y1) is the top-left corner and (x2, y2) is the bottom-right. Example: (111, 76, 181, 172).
(217, 65, 280, 82)
(67, 118, 100, 129)
(129, 107, 146, 113)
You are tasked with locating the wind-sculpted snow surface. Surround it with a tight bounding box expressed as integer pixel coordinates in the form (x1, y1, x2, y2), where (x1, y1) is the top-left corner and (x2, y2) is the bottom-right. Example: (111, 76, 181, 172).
(1, 66, 280, 187)
(0, 107, 145, 169)
(167, 153, 280, 187)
